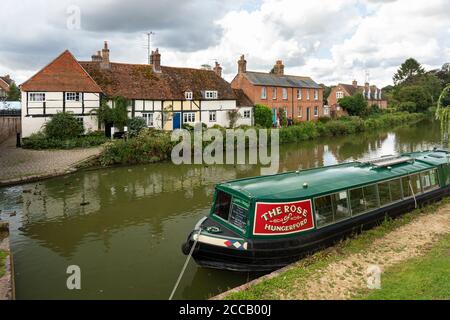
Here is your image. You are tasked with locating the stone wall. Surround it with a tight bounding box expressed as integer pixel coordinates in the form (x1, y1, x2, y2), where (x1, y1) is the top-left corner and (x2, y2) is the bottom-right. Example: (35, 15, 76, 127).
(0, 221, 14, 300)
(0, 117, 21, 144)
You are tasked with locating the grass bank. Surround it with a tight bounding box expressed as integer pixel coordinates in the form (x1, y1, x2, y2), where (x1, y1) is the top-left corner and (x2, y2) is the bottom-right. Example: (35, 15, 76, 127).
(99, 112, 426, 166)
(0, 249, 6, 278)
(221, 197, 449, 300)
(356, 233, 450, 300)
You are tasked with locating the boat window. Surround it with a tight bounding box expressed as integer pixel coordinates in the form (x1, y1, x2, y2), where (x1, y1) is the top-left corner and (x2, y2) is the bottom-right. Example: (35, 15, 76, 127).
(314, 191, 350, 227)
(401, 177, 412, 198)
(214, 191, 232, 221)
(410, 174, 422, 194)
(349, 184, 379, 216)
(378, 181, 391, 206)
(421, 169, 438, 192)
(389, 179, 403, 202)
(314, 195, 334, 227)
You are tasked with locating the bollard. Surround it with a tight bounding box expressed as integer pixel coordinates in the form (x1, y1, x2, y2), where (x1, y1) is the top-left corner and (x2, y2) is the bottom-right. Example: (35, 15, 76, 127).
(16, 132, 21, 148)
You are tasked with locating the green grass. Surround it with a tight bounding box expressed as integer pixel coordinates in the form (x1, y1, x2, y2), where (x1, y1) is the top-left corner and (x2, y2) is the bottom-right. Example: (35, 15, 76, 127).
(356, 233, 450, 300)
(0, 250, 7, 278)
(223, 198, 450, 300)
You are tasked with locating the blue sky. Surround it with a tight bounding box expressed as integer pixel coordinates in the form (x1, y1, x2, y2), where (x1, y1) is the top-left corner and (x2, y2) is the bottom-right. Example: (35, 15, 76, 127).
(0, 0, 449, 87)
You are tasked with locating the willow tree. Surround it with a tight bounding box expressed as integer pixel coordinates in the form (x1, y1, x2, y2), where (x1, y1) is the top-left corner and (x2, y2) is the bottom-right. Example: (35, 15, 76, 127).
(435, 84, 450, 147)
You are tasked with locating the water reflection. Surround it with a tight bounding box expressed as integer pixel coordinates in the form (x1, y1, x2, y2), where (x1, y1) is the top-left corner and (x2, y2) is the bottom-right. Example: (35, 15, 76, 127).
(0, 119, 441, 299)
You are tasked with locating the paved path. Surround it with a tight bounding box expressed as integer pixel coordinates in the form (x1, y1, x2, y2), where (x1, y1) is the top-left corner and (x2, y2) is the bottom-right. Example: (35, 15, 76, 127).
(0, 136, 102, 186)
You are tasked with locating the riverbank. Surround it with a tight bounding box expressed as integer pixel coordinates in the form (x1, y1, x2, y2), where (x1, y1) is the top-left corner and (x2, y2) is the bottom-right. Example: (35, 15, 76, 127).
(0, 221, 14, 300)
(215, 198, 450, 300)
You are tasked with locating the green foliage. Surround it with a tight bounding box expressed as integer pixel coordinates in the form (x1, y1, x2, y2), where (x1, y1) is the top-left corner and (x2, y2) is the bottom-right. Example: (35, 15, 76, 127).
(393, 58, 425, 85)
(44, 112, 83, 139)
(227, 109, 241, 128)
(100, 129, 174, 166)
(7, 82, 21, 101)
(22, 131, 107, 150)
(338, 93, 368, 116)
(95, 96, 129, 130)
(279, 107, 288, 127)
(0, 249, 7, 278)
(321, 84, 332, 105)
(435, 84, 450, 146)
(127, 117, 147, 138)
(395, 85, 432, 113)
(254, 104, 273, 128)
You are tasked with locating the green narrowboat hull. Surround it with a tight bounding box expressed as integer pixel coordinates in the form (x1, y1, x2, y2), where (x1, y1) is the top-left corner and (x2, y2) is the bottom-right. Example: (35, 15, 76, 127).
(182, 150, 450, 272)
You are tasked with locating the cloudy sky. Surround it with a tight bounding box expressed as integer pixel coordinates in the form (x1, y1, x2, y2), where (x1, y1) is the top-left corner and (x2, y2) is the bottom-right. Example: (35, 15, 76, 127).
(1, 0, 449, 87)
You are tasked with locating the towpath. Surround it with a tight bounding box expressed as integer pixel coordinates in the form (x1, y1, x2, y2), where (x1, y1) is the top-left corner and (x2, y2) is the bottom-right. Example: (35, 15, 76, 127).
(0, 136, 102, 186)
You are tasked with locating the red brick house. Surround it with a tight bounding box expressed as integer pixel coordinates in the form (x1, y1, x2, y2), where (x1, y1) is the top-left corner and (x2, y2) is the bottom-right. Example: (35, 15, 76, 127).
(231, 55, 324, 125)
(328, 80, 388, 118)
(0, 75, 13, 99)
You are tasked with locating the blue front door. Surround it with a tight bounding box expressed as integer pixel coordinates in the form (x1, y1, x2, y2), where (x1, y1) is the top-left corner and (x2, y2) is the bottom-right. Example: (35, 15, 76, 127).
(272, 108, 277, 126)
(173, 112, 181, 129)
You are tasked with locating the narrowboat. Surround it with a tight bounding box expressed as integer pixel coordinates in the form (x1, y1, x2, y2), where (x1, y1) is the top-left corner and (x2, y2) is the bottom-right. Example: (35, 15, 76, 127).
(182, 150, 450, 272)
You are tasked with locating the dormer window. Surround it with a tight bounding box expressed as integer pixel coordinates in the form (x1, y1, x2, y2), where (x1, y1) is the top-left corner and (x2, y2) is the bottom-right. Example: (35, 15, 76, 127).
(205, 91, 218, 99)
(185, 91, 193, 100)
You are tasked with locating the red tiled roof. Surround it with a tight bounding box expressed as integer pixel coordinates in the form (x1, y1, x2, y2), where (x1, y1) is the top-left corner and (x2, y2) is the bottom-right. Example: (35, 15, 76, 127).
(80, 61, 237, 101)
(233, 89, 253, 107)
(21, 50, 102, 93)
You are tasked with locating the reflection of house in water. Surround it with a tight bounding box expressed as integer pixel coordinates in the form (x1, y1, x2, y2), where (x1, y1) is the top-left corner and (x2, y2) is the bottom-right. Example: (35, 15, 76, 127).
(19, 164, 250, 258)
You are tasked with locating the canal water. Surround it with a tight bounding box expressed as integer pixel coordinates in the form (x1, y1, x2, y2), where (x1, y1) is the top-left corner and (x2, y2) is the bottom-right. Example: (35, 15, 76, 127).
(0, 119, 442, 299)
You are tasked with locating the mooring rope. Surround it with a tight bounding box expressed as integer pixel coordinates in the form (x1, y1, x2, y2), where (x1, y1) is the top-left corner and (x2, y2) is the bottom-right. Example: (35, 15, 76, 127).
(409, 180, 418, 209)
(169, 229, 201, 300)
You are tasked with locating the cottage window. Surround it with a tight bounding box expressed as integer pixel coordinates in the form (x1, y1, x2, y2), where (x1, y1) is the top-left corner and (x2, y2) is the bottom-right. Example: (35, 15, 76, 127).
(29, 93, 46, 102)
(314, 89, 319, 100)
(185, 91, 193, 100)
(297, 89, 302, 100)
(282, 88, 288, 100)
(205, 91, 218, 99)
(261, 87, 267, 99)
(66, 92, 80, 102)
(142, 113, 154, 127)
(298, 106, 302, 118)
(243, 110, 251, 119)
(209, 111, 216, 122)
(336, 91, 344, 99)
(76, 117, 84, 128)
(306, 90, 310, 100)
(183, 112, 196, 123)
(272, 88, 277, 100)
(314, 106, 319, 117)
(324, 106, 330, 116)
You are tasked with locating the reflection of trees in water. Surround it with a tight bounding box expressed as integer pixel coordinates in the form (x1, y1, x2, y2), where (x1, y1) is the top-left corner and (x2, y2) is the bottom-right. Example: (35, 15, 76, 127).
(394, 119, 441, 153)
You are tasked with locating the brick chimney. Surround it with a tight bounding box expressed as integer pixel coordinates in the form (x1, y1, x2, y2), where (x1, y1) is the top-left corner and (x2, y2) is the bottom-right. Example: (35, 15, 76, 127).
(352, 80, 358, 88)
(238, 55, 247, 74)
(273, 60, 285, 76)
(100, 41, 111, 69)
(213, 62, 222, 78)
(150, 48, 161, 73)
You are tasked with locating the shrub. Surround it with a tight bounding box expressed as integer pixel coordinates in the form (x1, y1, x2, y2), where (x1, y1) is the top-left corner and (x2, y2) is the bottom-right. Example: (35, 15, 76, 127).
(279, 107, 288, 127)
(44, 112, 84, 139)
(22, 131, 107, 150)
(397, 101, 417, 113)
(254, 104, 273, 128)
(127, 117, 147, 138)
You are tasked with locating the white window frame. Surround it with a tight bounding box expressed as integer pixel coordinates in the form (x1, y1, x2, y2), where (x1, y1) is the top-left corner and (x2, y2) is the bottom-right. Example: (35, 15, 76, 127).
(209, 111, 217, 122)
(282, 88, 288, 100)
(66, 92, 80, 102)
(261, 87, 267, 99)
(314, 106, 319, 117)
(272, 88, 277, 100)
(306, 90, 310, 100)
(29, 92, 46, 102)
(297, 89, 302, 100)
(336, 91, 344, 99)
(183, 112, 196, 123)
(314, 89, 319, 100)
(243, 110, 251, 119)
(205, 91, 218, 100)
(185, 91, 193, 100)
(298, 106, 302, 118)
(142, 112, 154, 127)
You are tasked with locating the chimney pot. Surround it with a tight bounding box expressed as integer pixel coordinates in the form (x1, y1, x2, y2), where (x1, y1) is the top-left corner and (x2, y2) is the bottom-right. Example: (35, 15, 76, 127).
(213, 62, 222, 78)
(100, 41, 111, 69)
(238, 55, 247, 74)
(352, 80, 358, 88)
(273, 60, 284, 76)
(150, 48, 161, 73)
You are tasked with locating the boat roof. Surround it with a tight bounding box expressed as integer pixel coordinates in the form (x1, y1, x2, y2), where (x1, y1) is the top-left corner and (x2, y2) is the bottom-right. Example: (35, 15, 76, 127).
(217, 150, 450, 201)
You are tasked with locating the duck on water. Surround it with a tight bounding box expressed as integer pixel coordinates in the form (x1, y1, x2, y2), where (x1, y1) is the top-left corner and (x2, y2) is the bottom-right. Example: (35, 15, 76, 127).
(182, 149, 450, 272)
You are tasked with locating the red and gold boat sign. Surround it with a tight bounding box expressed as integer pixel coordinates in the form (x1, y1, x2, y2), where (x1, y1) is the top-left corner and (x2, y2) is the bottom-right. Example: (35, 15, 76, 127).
(253, 200, 315, 236)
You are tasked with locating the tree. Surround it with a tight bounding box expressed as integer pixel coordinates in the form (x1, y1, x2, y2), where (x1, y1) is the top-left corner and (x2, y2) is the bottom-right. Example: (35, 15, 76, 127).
(395, 85, 431, 113)
(7, 83, 21, 101)
(254, 104, 273, 128)
(127, 117, 147, 138)
(338, 93, 368, 116)
(393, 58, 425, 85)
(435, 84, 450, 146)
(434, 63, 450, 87)
(320, 84, 332, 105)
(95, 96, 129, 130)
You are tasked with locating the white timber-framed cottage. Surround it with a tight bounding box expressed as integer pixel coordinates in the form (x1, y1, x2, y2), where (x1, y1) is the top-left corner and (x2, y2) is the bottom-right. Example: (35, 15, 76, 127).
(20, 42, 253, 138)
